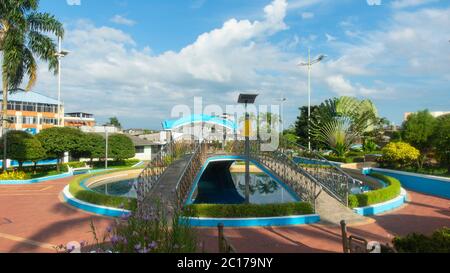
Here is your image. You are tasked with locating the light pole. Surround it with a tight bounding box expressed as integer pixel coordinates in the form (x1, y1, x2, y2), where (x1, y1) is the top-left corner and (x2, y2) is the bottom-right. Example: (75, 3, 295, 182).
(54, 36, 69, 127)
(1, 118, 13, 172)
(299, 49, 326, 151)
(238, 93, 258, 204)
(279, 96, 287, 134)
(103, 123, 112, 170)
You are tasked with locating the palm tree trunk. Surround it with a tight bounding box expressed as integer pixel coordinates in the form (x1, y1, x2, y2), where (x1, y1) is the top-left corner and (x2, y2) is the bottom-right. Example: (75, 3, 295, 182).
(2, 79, 9, 173)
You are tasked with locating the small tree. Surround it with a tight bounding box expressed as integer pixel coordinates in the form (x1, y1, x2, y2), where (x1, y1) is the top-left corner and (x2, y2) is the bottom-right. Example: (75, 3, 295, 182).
(36, 127, 84, 172)
(108, 134, 135, 161)
(72, 133, 105, 166)
(0, 131, 46, 171)
(380, 142, 420, 169)
(432, 114, 450, 173)
(109, 117, 122, 129)
(402, 110, 437, 168)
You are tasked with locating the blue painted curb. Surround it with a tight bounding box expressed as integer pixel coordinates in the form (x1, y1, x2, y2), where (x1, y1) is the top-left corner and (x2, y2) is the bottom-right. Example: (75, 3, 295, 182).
(0, 172, 73, 185)
(353, 188, 408, 216)
(62, 185, 131, 218)
(182, 214, 320, 227)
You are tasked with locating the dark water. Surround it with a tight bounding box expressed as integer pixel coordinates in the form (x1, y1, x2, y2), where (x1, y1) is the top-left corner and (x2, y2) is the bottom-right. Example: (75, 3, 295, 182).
(90, 179, 137, 198)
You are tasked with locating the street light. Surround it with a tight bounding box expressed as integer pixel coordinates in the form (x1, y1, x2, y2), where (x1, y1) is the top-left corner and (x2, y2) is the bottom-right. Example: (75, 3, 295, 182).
(298, 48, 327, 151)
(279, 96, 287, 134)
(54, 36, 69, 127)
(1, 118, 13, 172)
(238, 93, 258, 204)
(103, 123, 113, 170)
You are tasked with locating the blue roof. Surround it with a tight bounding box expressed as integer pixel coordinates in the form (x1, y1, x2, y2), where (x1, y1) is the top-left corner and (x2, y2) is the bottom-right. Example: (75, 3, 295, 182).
(0, 91, 59, 105)
(162, 114, 238, 131)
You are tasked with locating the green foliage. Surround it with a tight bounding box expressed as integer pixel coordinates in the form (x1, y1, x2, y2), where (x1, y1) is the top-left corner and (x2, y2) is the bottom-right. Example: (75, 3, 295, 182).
(0, 130, 45, 167)
(363, 138, 378, 153)
(402, 110, 437, 153)
(36, 127, 84, 160)
(348, 173, 401, 208)
(380, 142, 420, 168)
(184, 202, 314, 218)
(69, 171, 137, 211)
(108, 134, 135, 161)
(311, 97, 379, 157)
(294, 105, 322, 148)
(92, 159, 140, 169)
(0, 170, 28, 180)
(109, 117, 122, 129)
(72, 133, 105, 160)
(393, 227, 450, 253)
(432, 114, 450, 172)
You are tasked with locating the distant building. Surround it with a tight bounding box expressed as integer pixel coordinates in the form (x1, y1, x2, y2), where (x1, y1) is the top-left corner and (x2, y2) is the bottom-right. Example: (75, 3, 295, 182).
(404, 111, 450, 121)
(65, 112, 96, 128)
(125, 134, 164, 161)
(0, 90, 62, 135)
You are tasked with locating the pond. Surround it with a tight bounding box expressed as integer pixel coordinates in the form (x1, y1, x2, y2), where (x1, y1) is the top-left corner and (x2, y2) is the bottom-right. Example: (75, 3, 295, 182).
(90, 178, 137, 198)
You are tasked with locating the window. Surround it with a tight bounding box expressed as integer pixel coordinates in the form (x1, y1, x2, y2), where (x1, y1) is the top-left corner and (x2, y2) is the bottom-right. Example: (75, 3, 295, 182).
(22, 116, 37, 125)
(136, 146, 145, 153)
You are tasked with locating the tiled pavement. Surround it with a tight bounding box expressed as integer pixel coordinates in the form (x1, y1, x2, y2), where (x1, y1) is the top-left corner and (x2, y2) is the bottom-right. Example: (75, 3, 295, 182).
(0, 177, 448, 253)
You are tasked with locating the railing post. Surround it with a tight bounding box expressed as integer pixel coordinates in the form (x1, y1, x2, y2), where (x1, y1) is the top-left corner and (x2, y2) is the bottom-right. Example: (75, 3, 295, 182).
(218, 223, 224, 253)
(340, 220, 349, 253)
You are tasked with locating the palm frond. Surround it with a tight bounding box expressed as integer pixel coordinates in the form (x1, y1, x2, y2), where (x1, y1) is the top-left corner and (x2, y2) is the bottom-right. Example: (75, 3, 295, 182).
(27, 12, 64, 37)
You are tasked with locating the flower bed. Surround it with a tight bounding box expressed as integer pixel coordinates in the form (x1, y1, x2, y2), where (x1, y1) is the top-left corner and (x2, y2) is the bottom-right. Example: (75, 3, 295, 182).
(348, 173, 401, 209)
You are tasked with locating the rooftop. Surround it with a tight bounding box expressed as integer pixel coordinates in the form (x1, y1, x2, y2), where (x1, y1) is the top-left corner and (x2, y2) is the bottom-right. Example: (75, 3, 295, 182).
(162, 114, 238, 131)
(0, 90, 60, 105)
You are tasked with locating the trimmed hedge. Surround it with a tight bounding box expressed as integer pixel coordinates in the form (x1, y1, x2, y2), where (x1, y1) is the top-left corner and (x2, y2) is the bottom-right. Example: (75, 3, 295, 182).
(393, 227, 450, 253)
(184, 202, 314, 218)
(348, 173, 401, 209)
(68, 170, 138, 211)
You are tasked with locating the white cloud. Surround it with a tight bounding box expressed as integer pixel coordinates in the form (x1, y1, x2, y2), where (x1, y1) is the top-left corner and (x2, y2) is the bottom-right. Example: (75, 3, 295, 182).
(391, 0, 438, 9)
(325, 33, 337, 42)
(326, 75, 355, 96)
(110, 15, 136, 26)
(367, 0, 382, 6)
(67, 0, 81, 5)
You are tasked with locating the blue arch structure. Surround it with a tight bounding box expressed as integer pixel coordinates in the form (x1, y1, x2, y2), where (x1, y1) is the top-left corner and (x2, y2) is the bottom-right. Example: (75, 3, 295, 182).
(185, 155, 301, 205)
(162, 114, 238, 131)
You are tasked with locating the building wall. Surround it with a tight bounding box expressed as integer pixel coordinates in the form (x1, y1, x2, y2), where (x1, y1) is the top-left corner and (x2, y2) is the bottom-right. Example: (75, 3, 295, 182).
(133, 145, 152, 161)
(6, 107, 62, 134)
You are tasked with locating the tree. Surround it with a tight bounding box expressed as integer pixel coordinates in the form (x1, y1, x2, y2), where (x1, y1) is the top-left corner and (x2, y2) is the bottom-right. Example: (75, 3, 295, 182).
(294, 105, 321, 148)
(310, 97, 378, 157)
(71, 133, 105, 165)
(109, 117, 122, 129)
(432, 114, 450, 173)
(0, 130, 45, 170)
(402, 110, 437, 168)
(380, 142, 420, 169)
(36, 127, 84, 171)
(108, 134, 135, 161)
(1, 1, 64, 171)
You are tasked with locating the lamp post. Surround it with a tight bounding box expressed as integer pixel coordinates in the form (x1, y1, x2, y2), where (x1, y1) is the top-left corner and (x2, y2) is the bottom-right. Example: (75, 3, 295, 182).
(279, 96, 287, 134)
(299, 49, 326, 151)
(103, 123, 112, 169)
(54, 36, 69, 127)
(238, 93, 258, 204)
(1, 118, 13, 172)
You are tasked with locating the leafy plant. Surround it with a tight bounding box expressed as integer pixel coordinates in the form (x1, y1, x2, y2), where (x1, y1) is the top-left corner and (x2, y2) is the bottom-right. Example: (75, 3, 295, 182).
(348, 173, 401, 208)
(0, 170, 28, 180)
(379, 142, 420, 168)
(363, 138, 378, 153)
(0, 130, 46, 170)
(432, 114, 450, 173)
(393, 227, 450, 253)
(107, 134, 135, 161)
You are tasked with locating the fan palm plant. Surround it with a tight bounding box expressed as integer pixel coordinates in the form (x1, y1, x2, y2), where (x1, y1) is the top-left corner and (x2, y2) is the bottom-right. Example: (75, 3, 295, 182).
(1, 0, 63, 170)
(311, 96, 378, 157)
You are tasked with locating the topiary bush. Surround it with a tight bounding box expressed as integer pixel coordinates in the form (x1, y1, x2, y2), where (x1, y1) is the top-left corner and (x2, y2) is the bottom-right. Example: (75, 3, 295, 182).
(393, 227, 450, 253)
(379, 142, 420, 168)
(184, 202, 314, 218)
(348, 173, 401, 208)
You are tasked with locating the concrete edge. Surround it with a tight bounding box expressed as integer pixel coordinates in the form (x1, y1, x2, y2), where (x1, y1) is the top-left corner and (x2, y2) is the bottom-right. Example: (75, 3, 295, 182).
(353, 188, 408, 216)
(181, 214, 321, 227)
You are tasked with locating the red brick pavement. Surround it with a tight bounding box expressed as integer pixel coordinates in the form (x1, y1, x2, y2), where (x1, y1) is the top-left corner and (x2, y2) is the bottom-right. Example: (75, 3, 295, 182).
(0, 177, 448, 253)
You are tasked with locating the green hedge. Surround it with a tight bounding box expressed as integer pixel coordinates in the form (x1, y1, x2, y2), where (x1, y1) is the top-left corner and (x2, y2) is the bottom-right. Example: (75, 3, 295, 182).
(68, 170, 138, 211)
(184, 202, 314, 218)
(393, 227, 450, 253)
(348, 173, 401, 209)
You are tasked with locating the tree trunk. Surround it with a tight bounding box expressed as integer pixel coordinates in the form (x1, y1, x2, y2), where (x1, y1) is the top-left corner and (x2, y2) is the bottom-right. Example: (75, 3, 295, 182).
(2, 80, 9, 173)
(56, 157, 61, 173)
(33, 162, 37, 175)
(18, 162, 23, 171)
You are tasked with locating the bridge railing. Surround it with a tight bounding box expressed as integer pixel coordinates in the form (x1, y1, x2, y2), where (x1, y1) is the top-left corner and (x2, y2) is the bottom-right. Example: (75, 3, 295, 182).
(135, 140, 195, 209)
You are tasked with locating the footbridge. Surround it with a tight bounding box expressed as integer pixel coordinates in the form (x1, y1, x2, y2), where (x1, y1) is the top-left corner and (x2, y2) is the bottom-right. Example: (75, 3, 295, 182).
(135, 140, 366, 225)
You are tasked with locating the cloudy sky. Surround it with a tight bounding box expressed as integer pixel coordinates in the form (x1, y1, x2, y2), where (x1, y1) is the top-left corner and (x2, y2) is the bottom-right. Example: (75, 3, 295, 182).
(30, 0, 450, 129)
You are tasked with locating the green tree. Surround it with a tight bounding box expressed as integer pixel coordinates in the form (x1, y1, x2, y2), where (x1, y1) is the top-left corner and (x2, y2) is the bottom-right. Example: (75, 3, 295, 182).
(311, 97, 378, 157)
(0, 130, 45, 170)
(294, 105, 321, 148)
(380, 142, 420, 169)
(71, 133, 105, 165)
(108, 134, 135, 161)
(432, 114, 450, 173)
(109, 117, 122, 129)
(402, 110, 437, 168)
(1, 0, 64, 171)
(36, 127, 84, 172)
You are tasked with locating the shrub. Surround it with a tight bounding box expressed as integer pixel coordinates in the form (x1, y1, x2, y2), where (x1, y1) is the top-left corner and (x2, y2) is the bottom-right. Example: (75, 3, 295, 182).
(379, 142, 420, 168)
(393, 227, 450, 253)
(0, 170, 28, 180)
(184, 202, 314, 218)
(348, 173, 401, 208)
(69, 171, 137, 211)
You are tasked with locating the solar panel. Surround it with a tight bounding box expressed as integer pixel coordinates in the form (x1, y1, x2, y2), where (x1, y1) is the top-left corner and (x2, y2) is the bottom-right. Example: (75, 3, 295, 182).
(238, 94, 258, 104)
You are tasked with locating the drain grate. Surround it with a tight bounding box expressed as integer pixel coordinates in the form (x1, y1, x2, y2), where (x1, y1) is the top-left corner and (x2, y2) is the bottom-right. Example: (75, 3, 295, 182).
(0, 218, 12, 226)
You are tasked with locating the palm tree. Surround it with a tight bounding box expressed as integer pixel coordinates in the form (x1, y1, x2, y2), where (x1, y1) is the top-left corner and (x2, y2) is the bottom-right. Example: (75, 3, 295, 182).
(311, 96, 378, 157)
(1, 0, 63, 171)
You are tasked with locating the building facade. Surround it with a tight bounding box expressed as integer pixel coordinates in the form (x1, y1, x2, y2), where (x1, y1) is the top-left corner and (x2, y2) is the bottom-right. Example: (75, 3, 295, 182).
(1, 91, 62, 135)
(65, 112, 96, 128)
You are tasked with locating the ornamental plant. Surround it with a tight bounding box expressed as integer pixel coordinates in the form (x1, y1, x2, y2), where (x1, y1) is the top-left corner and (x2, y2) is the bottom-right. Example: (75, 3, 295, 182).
(380, 142, 420, 168)
(0, 170, 28, 180)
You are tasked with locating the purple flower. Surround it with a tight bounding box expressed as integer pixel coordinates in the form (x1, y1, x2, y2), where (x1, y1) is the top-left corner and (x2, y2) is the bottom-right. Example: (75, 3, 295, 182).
(106, 225, 113, 233)
(120, 213, 130, 221)
(111, 235, 120, 245)
(148, 241, 158, 250)
(134, 243, 142, 252)
(139, 247, 150, 253)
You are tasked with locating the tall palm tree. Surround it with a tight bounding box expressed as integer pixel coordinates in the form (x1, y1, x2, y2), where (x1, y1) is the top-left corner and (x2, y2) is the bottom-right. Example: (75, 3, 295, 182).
(1, 0, 63, 171)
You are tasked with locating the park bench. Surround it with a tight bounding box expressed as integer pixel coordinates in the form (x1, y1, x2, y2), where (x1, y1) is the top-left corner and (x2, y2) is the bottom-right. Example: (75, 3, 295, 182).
(68, 164, 92, 175)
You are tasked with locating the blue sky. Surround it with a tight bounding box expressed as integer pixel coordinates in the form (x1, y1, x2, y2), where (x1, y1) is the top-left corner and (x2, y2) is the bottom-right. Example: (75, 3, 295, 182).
(33, 0, 450, 129)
